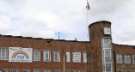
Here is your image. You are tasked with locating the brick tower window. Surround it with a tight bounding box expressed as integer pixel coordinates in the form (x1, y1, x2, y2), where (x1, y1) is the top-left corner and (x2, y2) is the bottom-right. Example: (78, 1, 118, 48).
(104, 27, 111, 35)
(102, 37, 111, 48)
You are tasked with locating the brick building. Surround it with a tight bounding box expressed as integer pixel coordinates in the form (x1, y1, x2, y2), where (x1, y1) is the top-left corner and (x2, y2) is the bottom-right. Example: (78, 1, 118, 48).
(0, 20, 134, 72)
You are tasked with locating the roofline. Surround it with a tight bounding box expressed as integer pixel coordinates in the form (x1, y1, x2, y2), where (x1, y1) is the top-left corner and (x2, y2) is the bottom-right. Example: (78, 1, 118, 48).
(1, 34, 135, 46)
(112, 43, 135, 47)
(0, 34, 90, 43)
(89, 20, 111, 28)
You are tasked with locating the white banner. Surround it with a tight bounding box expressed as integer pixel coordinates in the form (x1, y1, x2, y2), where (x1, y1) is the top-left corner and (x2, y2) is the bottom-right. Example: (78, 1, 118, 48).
(9, 47, 32, 62)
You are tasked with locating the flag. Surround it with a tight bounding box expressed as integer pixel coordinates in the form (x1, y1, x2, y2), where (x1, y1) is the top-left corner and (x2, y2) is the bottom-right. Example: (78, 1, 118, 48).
(86, 0, 90, 10)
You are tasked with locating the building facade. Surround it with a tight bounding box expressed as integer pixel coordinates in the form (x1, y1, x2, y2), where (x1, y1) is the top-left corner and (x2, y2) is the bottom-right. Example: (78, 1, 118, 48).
(0, 20, 135, 72)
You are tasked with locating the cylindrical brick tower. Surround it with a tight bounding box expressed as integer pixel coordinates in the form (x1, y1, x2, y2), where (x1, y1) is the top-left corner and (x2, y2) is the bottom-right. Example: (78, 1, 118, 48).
(88, 20, 113, 72)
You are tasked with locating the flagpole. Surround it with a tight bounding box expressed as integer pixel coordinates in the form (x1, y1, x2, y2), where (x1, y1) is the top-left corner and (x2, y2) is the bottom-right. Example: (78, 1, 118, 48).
(85, 0, 90, 72)
(86, 0, 90, 25)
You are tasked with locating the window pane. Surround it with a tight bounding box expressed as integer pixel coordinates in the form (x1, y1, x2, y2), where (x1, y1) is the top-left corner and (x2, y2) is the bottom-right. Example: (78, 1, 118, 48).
(72, 52, 81, 63)
(124, 55, 131, 64)
(104, 27, 111, 35)
(102, 37, 111, 48)
(83, 52, 87, 63)
(103, 49, 112, 62)
(102, 49, 113, 72)
(43, 50, 51, 62)
(116, 54, 123, 64)
(66, 52, 70, 62)
(33, 49, 41, 61)
(0, 48, 8, 60)
(106, 64, 112, 72)
(53, 51, 60, 62)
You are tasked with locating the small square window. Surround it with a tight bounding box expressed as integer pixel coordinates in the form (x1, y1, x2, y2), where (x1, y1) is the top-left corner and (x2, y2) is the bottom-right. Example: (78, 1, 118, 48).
(104, 27, 111, 35)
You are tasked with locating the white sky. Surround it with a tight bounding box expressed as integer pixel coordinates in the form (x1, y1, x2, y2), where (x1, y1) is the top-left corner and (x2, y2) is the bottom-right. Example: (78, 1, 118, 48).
(0, 0, 135, 45)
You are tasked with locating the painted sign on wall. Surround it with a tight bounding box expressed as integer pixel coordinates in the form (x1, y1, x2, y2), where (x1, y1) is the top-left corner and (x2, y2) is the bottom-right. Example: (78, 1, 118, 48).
(9, 47, 32, 62)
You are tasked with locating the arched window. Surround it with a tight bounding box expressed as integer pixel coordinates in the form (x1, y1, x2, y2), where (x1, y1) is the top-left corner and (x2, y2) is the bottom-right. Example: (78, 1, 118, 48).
(15, 54, 27, 60)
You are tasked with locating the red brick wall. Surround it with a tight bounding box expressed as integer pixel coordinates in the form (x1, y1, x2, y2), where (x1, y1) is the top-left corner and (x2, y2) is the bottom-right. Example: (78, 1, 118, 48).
(0, 36, 89, 72)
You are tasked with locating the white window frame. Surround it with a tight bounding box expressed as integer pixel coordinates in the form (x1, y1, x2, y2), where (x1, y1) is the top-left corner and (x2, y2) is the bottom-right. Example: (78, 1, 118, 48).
(116, 54, 123, 64)
(103, 49, 112, 62)
(83, 52, 87, 63)
(101, 37, 113, 72)
(66, 52, 70, 62)
(53, 51, 60, 62)
(102, 37, 111, 48)
(105, 63, 112, 72)
(124, 55, 131, 64)
(0, 48, 8, 60)
(43, 50, 51, 62)
(72, 52, 81, 63)
(104, 27, 111, 35)
(33, 49, 41, 61)
(102, 49, 113, 72)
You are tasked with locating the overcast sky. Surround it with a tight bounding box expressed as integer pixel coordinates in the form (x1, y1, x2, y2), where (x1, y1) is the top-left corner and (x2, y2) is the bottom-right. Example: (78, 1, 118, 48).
(0, 0, 135, 45)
